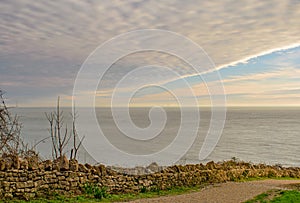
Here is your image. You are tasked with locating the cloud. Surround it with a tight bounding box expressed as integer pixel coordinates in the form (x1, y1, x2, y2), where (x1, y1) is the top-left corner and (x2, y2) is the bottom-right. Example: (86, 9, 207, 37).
(1, 0, 300, 64)
(216, 43, 300, 71)
(119, 63, 300, 107)
(1, 0, 300, 106)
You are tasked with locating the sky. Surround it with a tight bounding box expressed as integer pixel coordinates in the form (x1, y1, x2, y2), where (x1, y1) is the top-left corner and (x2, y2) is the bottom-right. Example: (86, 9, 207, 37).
(1, 0, 300, 107)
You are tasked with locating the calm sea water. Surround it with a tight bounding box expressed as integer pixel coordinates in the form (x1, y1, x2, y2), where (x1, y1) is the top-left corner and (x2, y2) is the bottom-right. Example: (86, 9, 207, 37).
(12, 107, 300, 167)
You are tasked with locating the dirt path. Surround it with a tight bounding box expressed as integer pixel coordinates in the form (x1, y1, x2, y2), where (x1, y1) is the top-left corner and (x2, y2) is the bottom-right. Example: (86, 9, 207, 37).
(128, 180, 300, 203)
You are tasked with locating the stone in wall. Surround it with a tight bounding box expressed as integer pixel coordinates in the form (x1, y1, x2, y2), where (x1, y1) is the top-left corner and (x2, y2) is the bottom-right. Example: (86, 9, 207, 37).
(69, 159, 78, 172)
(59, 155, 69, 171)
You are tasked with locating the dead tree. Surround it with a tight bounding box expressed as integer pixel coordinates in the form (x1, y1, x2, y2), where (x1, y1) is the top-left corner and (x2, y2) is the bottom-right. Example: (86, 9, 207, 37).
(70, 105, 84, 160)
(0, 90, 25, 156)
(46, 97, 84, 160)
(45, 97, 71, 159)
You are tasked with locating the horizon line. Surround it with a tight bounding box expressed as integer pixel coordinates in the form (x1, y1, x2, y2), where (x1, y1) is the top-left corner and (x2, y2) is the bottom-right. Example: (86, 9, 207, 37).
(13, 105, 300, 108)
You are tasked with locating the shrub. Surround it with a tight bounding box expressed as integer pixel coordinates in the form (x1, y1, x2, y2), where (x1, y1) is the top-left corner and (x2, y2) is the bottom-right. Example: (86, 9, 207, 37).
(83, 183, 108, 199)
(140, 186, 147, 193)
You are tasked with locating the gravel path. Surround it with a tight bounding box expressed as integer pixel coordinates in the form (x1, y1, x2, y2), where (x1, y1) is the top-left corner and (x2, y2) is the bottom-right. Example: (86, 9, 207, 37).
(128, 179, 300, 203)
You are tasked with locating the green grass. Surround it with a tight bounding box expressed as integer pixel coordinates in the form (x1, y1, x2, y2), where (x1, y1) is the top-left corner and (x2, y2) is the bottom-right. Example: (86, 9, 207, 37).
(105, 185, 203, 202)
(238, 176, 300, 182)
(271, 190, 300, 202)
(0, 196, 102, 203)
(243, 177, 300, 202)
(245, 190, 300, 203)
(5, 188, 300, 203)
(0, 185, 206, 203)
(244, 191, 270, 203)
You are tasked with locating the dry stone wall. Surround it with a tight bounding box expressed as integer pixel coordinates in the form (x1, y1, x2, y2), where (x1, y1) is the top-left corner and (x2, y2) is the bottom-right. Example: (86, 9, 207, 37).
(0, 157, 300, 200)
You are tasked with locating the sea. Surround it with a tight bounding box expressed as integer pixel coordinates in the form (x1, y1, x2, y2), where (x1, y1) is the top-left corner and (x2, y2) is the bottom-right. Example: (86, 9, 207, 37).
(11, 107, 300, 167)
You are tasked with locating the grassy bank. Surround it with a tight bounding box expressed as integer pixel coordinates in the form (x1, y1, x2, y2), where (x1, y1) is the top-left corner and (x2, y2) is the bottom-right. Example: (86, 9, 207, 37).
(245, 190, 300, 203)
(0, 185, 206, 203)
(244, 177, 300, 202)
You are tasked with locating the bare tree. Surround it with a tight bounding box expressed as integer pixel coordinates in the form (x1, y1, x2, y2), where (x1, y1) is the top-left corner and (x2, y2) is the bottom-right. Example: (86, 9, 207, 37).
(46, 97, 84, 160)
(70, 105, 84, 160)
(0, 90, 26, 156)
(46, 97, 71, 159)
